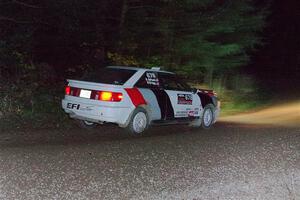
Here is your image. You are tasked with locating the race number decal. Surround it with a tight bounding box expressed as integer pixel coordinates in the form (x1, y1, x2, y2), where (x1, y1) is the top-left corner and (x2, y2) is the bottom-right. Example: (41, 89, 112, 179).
(177, 94, 193, 105)
(145, 72, 159, 86)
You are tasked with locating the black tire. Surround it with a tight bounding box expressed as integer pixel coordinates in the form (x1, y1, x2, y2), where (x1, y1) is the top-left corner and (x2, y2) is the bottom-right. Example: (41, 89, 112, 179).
(126, 107, 149, 136)
(201, 104, 215, 129)
(76, 120, 98, 129)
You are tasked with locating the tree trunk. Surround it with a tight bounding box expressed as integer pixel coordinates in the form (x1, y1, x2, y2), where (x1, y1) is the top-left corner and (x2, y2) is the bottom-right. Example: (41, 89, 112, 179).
(118, 0, 128, 53)
(206, 68, 214, 87)
(119, 0, 128, 34)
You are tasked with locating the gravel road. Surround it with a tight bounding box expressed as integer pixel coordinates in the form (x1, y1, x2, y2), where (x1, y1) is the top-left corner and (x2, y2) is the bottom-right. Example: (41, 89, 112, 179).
(0, 123, 300, 200)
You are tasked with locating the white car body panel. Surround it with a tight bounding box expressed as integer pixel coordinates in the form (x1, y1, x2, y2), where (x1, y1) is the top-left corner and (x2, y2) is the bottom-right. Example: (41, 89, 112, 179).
(165, 90, 202, 118)
(62, 79, 136, 125)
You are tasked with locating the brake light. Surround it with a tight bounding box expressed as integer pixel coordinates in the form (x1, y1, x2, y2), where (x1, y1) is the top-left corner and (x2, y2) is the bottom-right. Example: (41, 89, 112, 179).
(98, 91, 123, 102)
(99, 91, 112, 101)
(65, 85, 122, 102)
(65, 86, 71, 95)
(116, 93, 123, 101)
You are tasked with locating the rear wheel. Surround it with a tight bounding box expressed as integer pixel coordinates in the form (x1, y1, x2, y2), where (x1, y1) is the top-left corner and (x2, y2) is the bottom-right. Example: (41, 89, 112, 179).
(126, 107, 149, 136)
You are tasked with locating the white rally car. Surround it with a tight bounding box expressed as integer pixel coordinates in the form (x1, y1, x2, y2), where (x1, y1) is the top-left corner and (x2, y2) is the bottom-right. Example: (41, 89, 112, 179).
(62, 66, 220, 135)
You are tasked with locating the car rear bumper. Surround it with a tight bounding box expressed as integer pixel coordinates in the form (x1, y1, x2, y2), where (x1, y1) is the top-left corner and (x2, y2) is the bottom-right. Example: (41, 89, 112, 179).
(62, 98, 133, 126)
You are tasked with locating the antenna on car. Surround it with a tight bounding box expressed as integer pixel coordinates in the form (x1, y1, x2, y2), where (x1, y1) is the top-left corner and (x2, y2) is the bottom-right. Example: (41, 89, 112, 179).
(151, 67, 160, 70)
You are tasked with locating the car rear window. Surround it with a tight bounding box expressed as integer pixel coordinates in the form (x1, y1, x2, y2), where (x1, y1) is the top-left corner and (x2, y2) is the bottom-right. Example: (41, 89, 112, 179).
(81, 68, 136, 85)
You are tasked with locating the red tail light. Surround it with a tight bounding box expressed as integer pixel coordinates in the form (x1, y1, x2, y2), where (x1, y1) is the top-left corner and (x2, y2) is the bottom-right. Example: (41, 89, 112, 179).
(98, 91, 123, 102)
(65, 86, 122, 102)
(65, 86, 71, 95)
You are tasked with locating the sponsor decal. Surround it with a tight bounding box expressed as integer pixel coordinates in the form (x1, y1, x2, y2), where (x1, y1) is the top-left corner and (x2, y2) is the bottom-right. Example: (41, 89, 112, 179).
(194, 108, 199, 116)
(67, 103, 80, 110)
(80, 106, 93, 111)
(145, 72, 159, 86)
(175, 110, 198, 118)
(188, 110, 194, 117)
(177, 94, 193, 105)
(175, 111, 188, 117)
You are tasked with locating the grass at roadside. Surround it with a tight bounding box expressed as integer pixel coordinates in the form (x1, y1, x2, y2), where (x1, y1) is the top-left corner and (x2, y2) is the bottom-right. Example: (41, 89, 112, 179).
(220, 99, 269, 116)
(217, 88, 271, 117)
(0, 82, 73, 132)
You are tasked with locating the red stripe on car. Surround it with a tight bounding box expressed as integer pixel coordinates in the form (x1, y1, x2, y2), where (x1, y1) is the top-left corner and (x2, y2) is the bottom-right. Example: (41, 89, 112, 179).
(125, 88, 147, 107)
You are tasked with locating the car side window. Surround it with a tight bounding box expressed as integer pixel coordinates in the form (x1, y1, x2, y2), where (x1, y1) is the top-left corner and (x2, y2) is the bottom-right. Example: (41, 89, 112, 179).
(135, 71, 160, 88)
(159, 73, 191, 91)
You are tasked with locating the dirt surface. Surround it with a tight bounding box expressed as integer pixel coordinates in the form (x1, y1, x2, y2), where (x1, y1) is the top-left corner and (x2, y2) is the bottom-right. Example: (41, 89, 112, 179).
(0, 122, 300, 200)
(221, 101, 300, 127)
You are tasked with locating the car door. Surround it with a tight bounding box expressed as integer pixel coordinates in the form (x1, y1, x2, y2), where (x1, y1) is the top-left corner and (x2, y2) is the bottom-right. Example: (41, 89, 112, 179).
(135, 71, 174, 121)
(159, 73, 201, 119)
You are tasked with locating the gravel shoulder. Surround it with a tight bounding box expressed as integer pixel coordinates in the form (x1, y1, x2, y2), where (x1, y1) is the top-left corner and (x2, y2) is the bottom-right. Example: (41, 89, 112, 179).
(0, 123, 300, 199)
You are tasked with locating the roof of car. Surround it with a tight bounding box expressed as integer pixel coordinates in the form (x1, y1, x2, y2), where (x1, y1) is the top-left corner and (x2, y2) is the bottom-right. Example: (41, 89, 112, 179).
(107, 66, 175, 74)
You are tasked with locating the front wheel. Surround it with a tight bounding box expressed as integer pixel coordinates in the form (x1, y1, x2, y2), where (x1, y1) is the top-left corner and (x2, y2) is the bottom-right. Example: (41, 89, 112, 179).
(126, 107, 149, 136)
(189, 104, 215, 129)
(201, 104, 214, 129)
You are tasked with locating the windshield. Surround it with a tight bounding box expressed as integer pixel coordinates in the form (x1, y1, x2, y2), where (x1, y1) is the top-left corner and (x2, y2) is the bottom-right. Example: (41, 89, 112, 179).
(81, 68, 136, 85)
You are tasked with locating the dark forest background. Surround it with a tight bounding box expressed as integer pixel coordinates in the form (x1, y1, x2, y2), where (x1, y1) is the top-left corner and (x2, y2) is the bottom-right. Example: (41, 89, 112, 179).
(0, 0, 299, 129)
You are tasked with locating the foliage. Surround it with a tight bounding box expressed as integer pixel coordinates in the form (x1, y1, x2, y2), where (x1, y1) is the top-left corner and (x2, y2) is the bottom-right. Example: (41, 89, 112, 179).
(0, 0, 268, 79)
(192, 74, 269, 116)
(0, 63, 69, 130)
(119, 0, 269, 83)
(107, 52, 139, 66)
(0, 0, 269, 129)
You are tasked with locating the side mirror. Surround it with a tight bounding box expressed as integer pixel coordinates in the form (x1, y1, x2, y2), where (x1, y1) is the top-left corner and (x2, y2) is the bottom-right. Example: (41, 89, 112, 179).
(191, 88, 198, 94)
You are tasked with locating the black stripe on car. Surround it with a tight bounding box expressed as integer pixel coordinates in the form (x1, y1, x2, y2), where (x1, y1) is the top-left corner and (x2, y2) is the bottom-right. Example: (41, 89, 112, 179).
(150, 89, 175, 120)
